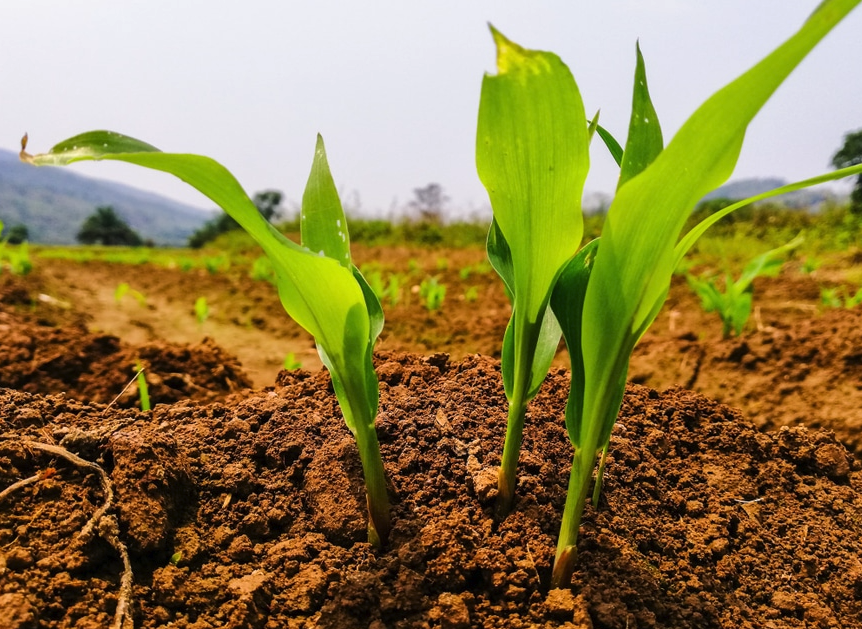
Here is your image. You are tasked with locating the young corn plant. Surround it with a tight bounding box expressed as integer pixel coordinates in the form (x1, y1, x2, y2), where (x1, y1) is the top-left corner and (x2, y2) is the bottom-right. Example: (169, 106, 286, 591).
(478, 0, 862, 588)
(686, 235, 803, 338)
(477, 26, 588, 519)
(419, 276, 446, 311)
(21, 133, 391, 548)
(194, 296, 210, 329)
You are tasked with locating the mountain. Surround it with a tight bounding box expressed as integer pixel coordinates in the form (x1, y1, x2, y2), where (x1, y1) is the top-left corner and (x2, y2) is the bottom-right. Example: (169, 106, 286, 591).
(701, 177, 843, 209)
(0, 149, 211, 245)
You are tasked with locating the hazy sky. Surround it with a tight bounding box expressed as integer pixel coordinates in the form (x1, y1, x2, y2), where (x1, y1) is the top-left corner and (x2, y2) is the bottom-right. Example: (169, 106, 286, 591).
(3, 1, 860, 218)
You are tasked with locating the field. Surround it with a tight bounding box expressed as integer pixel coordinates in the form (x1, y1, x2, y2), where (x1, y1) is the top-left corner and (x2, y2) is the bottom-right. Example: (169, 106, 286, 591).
(2, 217, 862, 628)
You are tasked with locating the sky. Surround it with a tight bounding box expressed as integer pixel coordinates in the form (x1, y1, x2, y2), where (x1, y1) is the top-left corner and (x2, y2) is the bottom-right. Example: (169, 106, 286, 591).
(2, 1, 860, 219)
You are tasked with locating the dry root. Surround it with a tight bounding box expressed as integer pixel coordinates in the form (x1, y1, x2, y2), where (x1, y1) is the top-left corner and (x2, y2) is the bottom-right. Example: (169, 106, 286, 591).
(1, 439, 134, 629)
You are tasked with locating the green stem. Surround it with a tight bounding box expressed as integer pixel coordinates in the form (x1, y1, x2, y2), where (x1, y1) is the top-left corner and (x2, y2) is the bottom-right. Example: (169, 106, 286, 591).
(495, 389, 528, 520)
(551, 448, 594, 589)
(355, 425, 391, 548)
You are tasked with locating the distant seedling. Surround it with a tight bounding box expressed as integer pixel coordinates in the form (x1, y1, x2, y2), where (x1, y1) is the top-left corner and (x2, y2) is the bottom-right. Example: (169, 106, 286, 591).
(418, 276, 446, 311)
(283, 352, 302, 370)
(114, 282, 147, 307)
(194, 296, 209, 328)
(820, 285, 862, 309)
(686, 235, 802, 338)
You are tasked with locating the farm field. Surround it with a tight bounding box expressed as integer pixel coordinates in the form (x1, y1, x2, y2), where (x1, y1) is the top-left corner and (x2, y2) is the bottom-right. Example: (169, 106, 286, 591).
(2, 236, 862, 627)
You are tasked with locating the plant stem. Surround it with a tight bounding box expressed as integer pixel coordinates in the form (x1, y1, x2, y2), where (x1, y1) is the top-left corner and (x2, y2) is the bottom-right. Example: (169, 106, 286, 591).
(551, 448, 594, 589)
(495, 390, 528, 520)
(356, 425, 391, 548)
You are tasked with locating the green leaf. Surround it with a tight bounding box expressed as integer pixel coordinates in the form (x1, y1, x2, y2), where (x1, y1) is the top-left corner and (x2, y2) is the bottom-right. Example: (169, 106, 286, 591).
(478, 25, 591, 516)
(581, 0, 861, 458)
(550, 238, 599, 444)
(22, 129, 391, 545)
(477, 25, 587, 328)
(302, 134, 352, 267)
(618, 43, 663, 189)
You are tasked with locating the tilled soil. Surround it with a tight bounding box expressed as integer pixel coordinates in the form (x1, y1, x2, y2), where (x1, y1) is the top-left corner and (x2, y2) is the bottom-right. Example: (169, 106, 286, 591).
(1, 353, 861, 628)
(0, 252, 861, 627)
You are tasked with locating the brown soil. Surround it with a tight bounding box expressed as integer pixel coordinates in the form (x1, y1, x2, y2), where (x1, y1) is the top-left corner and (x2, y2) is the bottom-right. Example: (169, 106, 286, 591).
(1, 250, 861, 628)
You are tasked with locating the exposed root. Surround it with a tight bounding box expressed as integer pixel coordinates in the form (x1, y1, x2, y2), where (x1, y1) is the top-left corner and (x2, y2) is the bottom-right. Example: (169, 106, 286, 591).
(1, 440, 134, 629)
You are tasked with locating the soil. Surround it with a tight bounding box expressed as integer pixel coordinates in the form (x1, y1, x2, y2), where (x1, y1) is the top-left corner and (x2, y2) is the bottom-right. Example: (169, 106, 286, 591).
(1, 248, 861, 628)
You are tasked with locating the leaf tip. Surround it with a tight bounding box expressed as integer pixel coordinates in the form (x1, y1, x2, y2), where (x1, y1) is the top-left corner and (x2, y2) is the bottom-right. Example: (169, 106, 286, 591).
(19, 133, 32, 163)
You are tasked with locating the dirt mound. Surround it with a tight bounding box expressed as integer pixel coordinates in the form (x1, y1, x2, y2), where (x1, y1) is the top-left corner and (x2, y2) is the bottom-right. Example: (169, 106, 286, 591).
(0, 298, 252, 407)
(1, 352, 860, 628)
(631, 275, 862, 457)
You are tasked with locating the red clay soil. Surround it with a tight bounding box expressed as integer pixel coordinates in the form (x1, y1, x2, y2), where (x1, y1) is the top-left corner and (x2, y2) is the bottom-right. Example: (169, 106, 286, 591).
(2, 350, 862, 628)
(1, 254, 862, 627)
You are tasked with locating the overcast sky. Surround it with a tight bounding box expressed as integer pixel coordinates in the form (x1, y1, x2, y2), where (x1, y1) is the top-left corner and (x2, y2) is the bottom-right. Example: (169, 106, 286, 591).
(2, 1, 860, 218)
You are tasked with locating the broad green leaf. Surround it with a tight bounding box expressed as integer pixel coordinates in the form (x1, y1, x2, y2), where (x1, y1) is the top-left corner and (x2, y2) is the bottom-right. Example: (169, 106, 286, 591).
(550, 238, 599, 444)
(22, 129, 391, 545)
(21, 131, 368, 383)
(477, 26, 587, 328)
(302, 134, 352, 268)
(673, 163, 862, 268)
(580, 0, 861, 463)
(478, 25, 590, 515)
(618, 43, 663, 189)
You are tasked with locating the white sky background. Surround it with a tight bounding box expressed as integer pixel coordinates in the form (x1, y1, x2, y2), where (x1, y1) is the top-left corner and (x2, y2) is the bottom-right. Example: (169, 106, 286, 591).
(2, 1, 860, 219)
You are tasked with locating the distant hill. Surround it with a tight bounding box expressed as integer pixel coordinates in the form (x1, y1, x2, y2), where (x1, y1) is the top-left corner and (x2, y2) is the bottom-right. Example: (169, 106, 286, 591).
(702, 177, 843, 209)
(0, 149, 211, 245)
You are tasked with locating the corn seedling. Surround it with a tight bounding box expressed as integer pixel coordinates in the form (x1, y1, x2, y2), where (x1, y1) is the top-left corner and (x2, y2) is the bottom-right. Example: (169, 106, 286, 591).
(478, 1, 862, 588)
(22, 133, 391, 547)
(686, 235, 803, 338)
(204, 255, 228, 275)
(419, 276, 446, 311)
(800, 255, 822, 275)
(0, 223, 34, 276)
(820, 284, 862, 309)
(114, 282, 147, 307)
(381, 273, 403, 307)
(135, 360, 151, 412)
(283, 352, 303, 370)
(250, 255, 276, 283)
(364, 269, 386, 300)
(194, 296, 209, 328)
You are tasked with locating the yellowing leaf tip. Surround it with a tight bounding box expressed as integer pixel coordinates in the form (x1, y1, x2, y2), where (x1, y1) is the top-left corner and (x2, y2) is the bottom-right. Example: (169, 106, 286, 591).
(488, 25, 552, 77)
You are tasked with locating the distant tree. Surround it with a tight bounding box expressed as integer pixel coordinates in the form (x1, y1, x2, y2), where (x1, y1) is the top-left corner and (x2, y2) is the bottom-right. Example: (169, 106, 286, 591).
(77, 206, 143, 246)
(831, 128, 862, 215)
(408, 183, 448, 224)
(253, 190, 283, 222)
(6, 224, 29, 244)
(188, 189, 283, 248)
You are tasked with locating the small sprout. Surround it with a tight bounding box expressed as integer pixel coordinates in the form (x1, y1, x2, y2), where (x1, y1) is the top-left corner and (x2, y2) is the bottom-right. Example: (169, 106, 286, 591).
(419, 276, 446, 311)
(114, 282, 146, 307)
(169, 551, 182, 566)
(135, 360, 150, 412)
(283, 352, 302, 370)
(194, 296, 209, 328)
(686, 235, 802, 338)
(249, 255, 276, 283)
(800, 256, 822, 275)
(463, 286, 479, 303)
